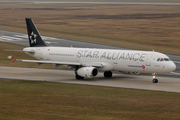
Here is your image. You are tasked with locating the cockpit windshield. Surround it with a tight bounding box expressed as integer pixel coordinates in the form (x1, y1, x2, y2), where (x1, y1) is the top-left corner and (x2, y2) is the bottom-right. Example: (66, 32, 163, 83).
(157, 58, 171, 62)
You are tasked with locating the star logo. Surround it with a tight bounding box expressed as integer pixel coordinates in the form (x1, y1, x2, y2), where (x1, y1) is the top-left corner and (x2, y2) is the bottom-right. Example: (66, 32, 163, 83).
(30, 32, 37, 44)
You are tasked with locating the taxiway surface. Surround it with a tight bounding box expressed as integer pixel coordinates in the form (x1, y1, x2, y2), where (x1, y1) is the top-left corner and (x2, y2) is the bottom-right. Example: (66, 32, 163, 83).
(1, 1, 180, 5)
(0, 66, 180, 93)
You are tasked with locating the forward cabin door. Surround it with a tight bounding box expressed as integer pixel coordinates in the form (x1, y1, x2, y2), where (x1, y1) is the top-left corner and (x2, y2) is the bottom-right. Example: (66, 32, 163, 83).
(146, 54, 152, 66)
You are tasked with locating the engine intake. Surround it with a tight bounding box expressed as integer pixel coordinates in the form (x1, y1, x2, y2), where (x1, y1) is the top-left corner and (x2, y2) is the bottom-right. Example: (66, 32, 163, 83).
(76, 67, 98, 78)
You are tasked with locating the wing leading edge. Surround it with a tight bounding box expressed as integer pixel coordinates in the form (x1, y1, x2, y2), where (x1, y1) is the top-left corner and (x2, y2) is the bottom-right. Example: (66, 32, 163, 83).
(19, 59, 103, 68)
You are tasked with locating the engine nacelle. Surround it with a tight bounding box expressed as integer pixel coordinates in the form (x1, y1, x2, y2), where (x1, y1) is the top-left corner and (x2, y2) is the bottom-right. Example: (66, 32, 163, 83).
(76, 67, 98, 78)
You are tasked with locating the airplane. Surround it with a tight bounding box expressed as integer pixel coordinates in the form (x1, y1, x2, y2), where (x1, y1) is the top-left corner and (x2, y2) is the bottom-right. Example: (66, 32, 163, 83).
(11, 18, 176, 83)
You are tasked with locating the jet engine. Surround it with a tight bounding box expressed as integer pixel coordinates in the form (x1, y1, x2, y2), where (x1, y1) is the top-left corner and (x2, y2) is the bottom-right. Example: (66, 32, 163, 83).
(76, 67, 98, 78)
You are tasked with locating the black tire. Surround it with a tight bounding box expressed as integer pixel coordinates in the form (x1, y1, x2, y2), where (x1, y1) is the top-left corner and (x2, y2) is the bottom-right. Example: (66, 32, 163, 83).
(155, 79, 158, 83)
(104, 71, 112, 78)
(152, 79, 158, 83)
(76, 74, 84, 80)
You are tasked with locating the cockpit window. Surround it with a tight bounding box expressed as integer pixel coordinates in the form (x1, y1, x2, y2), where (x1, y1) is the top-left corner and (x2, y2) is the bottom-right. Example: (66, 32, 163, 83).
(157, 58, 171, 62)
(160, 58, 164, 61)
(164, 58, 171, 61)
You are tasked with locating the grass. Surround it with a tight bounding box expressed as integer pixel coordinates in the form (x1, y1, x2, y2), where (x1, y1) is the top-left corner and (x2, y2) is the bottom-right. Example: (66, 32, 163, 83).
(0, 80, 180, 120)
(1, 0, 180, 2)
(0, 3, 180, 55)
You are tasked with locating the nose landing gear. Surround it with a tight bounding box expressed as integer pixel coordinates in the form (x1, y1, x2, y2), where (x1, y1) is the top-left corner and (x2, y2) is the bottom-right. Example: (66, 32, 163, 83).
(152, 73, 158, 83)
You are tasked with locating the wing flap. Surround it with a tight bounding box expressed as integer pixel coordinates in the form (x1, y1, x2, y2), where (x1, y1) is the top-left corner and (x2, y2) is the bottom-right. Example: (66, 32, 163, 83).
(22, 60, 81, 66)
(21, 60, 103, 67)
(81, 62, 103, 68)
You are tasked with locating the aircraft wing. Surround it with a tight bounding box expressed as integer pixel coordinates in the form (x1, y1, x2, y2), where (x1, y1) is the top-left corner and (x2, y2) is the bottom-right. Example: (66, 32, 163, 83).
(22, 60, 81, 66)
(17, 59, 103, 67)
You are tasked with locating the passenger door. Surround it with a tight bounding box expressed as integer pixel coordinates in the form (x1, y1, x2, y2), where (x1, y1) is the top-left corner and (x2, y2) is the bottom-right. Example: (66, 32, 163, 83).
(146, 54, 152, 66)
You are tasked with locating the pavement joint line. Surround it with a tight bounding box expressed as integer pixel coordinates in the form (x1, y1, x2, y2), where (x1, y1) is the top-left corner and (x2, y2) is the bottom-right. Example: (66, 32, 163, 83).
(94, 77, 180, 86)
(113, 79, 152, 84)
(0, 70, 73, 78)
(115, 79, 180, 86)
(159, 83, 180, 87)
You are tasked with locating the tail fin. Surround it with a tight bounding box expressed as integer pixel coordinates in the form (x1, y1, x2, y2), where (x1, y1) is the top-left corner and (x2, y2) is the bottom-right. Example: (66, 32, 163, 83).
(25, 18, 46, 47)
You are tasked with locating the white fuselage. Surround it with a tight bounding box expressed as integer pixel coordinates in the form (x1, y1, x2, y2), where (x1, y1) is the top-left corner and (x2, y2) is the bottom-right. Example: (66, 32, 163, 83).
(23, 47, 176, 74)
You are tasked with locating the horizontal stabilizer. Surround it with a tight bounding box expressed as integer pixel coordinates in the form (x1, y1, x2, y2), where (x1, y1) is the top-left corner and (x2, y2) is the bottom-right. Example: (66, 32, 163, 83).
(4, 49, 24, 52)
(4, 49, 35, 53)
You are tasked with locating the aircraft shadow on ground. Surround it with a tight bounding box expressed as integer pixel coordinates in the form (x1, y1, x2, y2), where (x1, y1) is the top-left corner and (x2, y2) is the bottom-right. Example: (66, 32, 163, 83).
(67, 75, 135, 82)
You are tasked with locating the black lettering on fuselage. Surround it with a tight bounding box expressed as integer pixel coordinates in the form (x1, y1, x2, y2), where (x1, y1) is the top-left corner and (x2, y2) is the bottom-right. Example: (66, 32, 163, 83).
(133, 53, 140, 61)
(77, 50, 147, 62)
(86, 51, 92, 58)
(107, 52, 111, 60)
(77, 50, 83, 58)
(125, 53, 133, 60)
(116, 53, 120, 60)
(119, 53, 125, 60)
(139, 53, 147, 62)
(83, 50, 89, 57)
(112, 52, 116, 60)
(93, 51, 99, 58)
(100, 52, 106, 59)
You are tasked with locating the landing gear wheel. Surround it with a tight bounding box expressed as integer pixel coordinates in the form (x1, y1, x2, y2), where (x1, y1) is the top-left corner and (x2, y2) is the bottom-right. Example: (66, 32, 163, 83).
(152, 79, 158, 83)
(76, 74, 84, 80)
(152, 73, 158, 83)
(104, 71, 112, 78)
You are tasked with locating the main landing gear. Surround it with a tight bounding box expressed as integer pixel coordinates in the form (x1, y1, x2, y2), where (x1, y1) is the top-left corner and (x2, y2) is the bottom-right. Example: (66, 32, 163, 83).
(104, 71, 112, 78)
(152, 73, 158, 83)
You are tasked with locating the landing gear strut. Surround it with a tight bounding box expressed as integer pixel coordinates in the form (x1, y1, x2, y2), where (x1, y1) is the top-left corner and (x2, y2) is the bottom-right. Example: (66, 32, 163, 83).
(152, 73, 158, 83)
(104, 71, 112, 78)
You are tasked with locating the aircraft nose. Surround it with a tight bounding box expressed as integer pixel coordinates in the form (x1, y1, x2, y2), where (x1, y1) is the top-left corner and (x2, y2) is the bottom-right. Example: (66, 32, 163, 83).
(169, 62, 176, 72)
